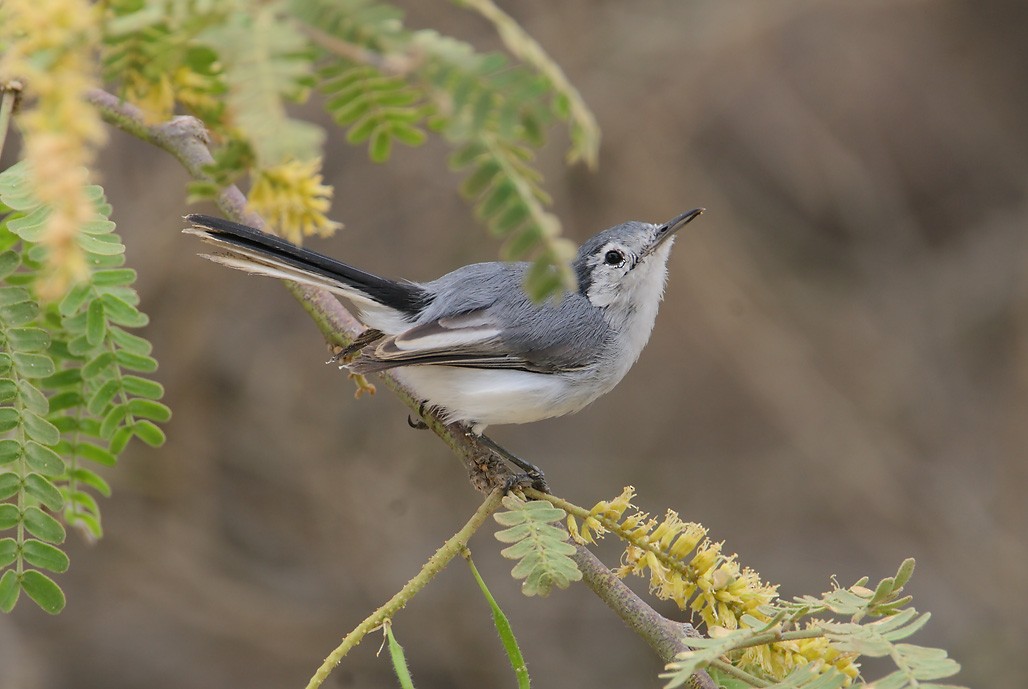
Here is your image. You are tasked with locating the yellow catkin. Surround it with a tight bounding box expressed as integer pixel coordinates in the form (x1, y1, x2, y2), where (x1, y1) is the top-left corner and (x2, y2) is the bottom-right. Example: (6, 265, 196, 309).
(592, 486, 855, 684)
(247, 159, 342, 244)
(1, 0, 106, 300)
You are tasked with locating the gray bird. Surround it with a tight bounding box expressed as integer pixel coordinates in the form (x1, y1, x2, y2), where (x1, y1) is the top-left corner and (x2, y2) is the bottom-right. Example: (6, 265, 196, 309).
(185, 209, 702, 484)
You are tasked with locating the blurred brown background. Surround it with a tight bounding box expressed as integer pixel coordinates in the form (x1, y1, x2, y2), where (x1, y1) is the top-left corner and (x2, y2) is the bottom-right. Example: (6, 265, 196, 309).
(2, 1, 1026, 687)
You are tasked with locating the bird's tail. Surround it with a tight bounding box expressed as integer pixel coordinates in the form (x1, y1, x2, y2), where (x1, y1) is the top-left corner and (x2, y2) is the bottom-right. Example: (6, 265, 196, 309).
(183, 215, 430, 320)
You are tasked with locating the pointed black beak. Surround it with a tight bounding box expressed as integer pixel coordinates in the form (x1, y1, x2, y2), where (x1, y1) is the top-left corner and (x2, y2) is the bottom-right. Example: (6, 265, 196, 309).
(644, 208, 704, 256)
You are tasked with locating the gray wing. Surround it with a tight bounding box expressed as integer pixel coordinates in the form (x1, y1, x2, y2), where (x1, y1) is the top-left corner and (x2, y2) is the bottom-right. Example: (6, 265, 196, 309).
(347, 262, 609, 374)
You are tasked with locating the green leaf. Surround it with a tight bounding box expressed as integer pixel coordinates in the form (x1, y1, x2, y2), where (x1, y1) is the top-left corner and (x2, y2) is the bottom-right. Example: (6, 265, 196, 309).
(0, 503, 22, 529)
(0, 251, 19, 279)
(466, 555, 530, 689)
(0, 407, 20, 433)
(369, 129, 392, 163)
(21, 506, 66, 544)
(66, 490, 100, 518)
(100, 294, 148, 327)
(894, 558, 916, 589)
(66, 334, 95, 357)
(385, 624, 415, 689)
(78, 232, 126, 256)
(461, 159, 500, 197)
(48, 390, 84, 412)
(24, 474, 63, 510)
(23, 441, 65, 476)
(59, 282, 91, 316)
(66, 510, 103, 540)
(80, 217, 116, 235)
(82, 351, 116, 378)
(127, 399, 171, 423)
(109, 426, 133, 454)
(99, 404, 129, 440)
(20, 569, 66, 614)
(22, 412, 60, 446)
(0, 299, 39, 326)
(115, 350, 158, 373)
(6, 327, 49, 352)
(87, 379, 121, 415)
(0, 438, 20, 465)
(0, 378, 15, 403)
(67, 467, 111, 497)
(0, 285, 31, 307)
(86, 299, 106, 345)
(41, 368, 83, 389)
(109, 326, 153, 355)
(93, 268, 137, 286)
(12, 352, 56, 378)
(0, 569, 19, 612)
(132, 420, 167, 447)
(122, 375, 164, 399)
(17, 379, 48, 415)
(0, 472, 20, 501)
(22, 540, 70, 573)
(0, 538, 18, 568)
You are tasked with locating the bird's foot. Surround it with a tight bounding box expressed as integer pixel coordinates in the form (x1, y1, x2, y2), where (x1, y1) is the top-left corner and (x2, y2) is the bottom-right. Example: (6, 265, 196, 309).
(473, 432, 549, 493)
(407, 400, 431, 430)
(328, 328, 384, 367)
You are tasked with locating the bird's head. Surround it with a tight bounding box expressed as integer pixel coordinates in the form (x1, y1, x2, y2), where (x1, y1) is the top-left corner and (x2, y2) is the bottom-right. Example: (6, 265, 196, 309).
(573, 209, 703, 310)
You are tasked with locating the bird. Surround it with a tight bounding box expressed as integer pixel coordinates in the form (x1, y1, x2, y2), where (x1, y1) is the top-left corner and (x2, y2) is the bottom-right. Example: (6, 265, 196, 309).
(184, 209, 703, 486)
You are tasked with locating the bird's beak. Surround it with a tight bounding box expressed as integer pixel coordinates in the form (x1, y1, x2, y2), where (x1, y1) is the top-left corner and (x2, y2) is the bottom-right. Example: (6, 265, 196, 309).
(644, 208, 704, 256)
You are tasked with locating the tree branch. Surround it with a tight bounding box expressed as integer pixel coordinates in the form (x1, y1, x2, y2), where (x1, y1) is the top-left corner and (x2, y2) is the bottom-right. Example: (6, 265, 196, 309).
(571, 544, 716, 689)
(85, 88, 711, 689)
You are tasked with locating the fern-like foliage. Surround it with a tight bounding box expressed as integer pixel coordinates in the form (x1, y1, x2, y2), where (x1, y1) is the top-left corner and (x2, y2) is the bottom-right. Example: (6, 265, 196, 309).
(320, 63, 429, 162)
(97, 0, 601, 296)
(0, 162, 168, 613)
(102, 0, 226, 122)
(493, 494, 581, 597)
(293, 0, 589, 297)
(197, 4, 323, 167)
(659, 563, 964, 689)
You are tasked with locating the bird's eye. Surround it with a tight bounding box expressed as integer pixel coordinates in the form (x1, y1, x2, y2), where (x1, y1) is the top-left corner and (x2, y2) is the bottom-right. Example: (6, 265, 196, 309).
(604, 249, 624, 266)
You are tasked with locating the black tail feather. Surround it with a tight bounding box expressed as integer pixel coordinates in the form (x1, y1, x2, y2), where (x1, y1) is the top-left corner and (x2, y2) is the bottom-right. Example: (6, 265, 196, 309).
(185, 214, 431, 316)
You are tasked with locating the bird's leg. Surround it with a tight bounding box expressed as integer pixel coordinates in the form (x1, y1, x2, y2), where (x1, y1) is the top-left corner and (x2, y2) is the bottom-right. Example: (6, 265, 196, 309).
(473, 432, 549, 493)
(328, 327, 384, 366)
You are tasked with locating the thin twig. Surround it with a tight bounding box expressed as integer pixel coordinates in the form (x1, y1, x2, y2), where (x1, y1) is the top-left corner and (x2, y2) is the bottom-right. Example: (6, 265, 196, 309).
(300, 24, 418, 75)
(710, 658, 771, 687)
(305, 488, 505, 689)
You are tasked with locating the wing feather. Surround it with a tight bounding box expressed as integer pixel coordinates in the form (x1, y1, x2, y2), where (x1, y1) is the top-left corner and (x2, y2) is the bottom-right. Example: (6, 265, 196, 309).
(347, 309, 574, 374)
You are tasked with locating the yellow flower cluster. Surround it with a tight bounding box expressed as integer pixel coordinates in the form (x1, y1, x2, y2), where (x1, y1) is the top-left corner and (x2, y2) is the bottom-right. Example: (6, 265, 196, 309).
(569, 486, 858, 684)
(568, 486, 776, 627)
(247, 159, 342, 244)
(0, 0, 106, 300)
(739, 623, 860, 682)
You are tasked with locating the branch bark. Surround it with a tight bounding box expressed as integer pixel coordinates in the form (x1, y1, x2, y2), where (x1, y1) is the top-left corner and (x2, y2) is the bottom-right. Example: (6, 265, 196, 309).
(86, 88, 712, 689)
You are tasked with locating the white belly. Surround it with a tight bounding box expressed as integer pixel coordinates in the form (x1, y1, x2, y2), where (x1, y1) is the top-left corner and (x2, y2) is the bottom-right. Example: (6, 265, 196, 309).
(392, 366, 605, 429)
